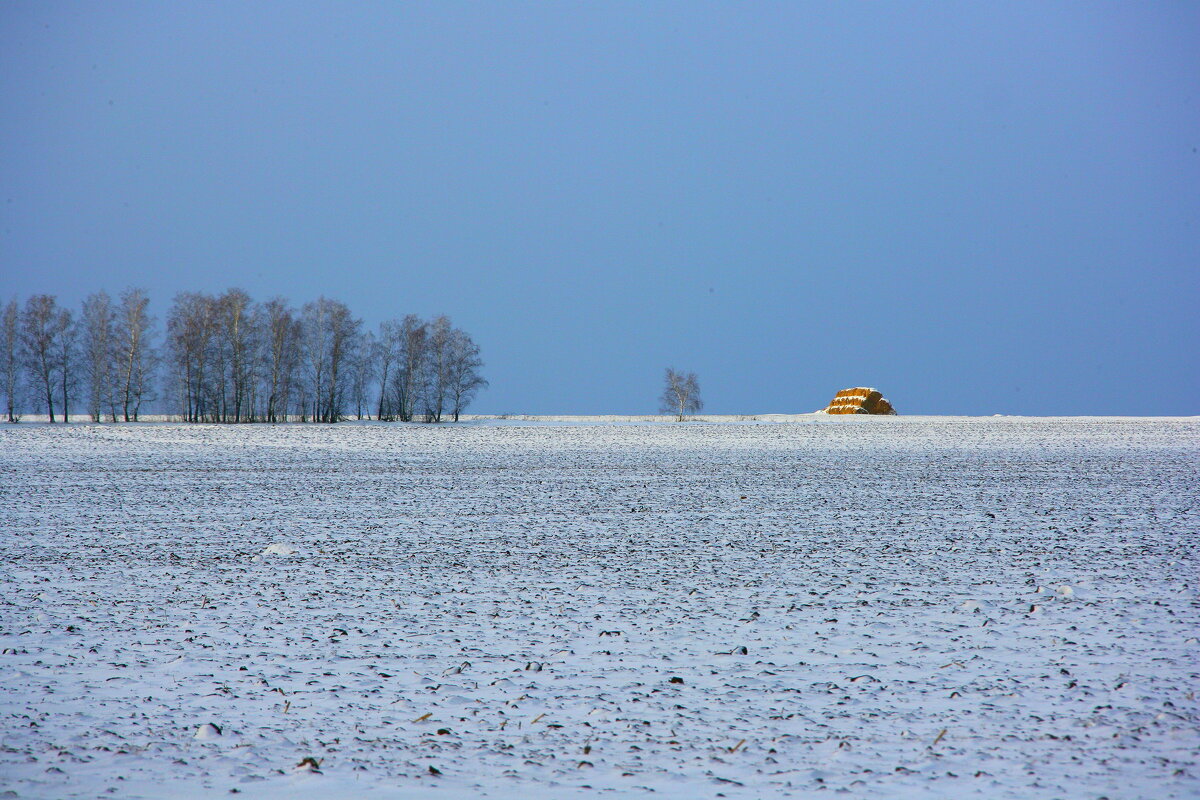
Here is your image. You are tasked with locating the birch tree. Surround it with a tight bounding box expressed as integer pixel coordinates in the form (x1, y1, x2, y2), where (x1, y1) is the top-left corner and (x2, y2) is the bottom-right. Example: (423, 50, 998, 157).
(350, 329, 375, 420)
(114, 288, 156, 421)
(374, 320, 400, 421)
(446, 326, 487, 422)
(81, 292, 116, 421)
(421, 315, 453, 422)
(2, 299, 19, 422)
(324, 300, 361, 423)
(21, 295, 62, 422)
(261, 297, 299, 423)
(393, 314, 427, 422)
(659, 367, 702, 421)
(301, 297, 360, 422)
(216, 288, 255, 422)
(54, 307, 78, 422)
(300, 299, 330, 422)
(168, 292, 221, 422)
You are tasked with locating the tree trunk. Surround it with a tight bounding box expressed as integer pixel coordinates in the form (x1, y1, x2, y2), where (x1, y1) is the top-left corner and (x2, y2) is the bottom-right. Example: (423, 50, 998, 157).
(45, 375, 55, 423)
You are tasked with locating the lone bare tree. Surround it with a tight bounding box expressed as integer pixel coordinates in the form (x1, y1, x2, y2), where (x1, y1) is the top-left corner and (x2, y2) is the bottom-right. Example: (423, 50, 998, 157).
(660, 367, 702, 421)
(2, 299, 19, 422)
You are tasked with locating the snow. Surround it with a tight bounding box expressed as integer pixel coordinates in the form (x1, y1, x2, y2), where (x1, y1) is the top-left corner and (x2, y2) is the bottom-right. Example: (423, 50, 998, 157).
(193, 723, 223, 741)
(1, 418, 1198, 799)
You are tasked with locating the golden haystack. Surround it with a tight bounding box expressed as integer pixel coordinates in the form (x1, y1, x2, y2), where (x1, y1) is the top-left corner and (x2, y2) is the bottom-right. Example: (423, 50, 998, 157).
(824, 387, 896, 415)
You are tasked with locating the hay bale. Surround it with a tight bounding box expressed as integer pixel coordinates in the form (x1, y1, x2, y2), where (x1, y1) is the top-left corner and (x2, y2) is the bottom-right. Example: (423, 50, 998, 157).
(824, 387, 897, 415)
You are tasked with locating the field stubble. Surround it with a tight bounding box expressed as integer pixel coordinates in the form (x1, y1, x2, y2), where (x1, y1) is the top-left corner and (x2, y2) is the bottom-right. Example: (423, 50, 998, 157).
(0, 418, 1197, 798)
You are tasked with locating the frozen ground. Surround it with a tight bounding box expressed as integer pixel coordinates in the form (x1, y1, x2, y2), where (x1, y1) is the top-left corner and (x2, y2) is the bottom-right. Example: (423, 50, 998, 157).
(0, 418, 1197, 799)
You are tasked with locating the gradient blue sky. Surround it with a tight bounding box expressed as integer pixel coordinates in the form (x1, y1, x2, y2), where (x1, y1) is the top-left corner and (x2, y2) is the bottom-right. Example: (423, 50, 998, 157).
(2, 3, 1197, 415)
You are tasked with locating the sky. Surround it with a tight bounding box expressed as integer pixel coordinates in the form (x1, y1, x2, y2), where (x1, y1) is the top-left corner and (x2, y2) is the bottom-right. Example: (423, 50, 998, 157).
(1, 3, 1197, 415)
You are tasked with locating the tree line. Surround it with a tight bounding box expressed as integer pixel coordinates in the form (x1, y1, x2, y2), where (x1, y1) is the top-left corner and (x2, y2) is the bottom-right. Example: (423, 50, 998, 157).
(1, 289, 486, 424)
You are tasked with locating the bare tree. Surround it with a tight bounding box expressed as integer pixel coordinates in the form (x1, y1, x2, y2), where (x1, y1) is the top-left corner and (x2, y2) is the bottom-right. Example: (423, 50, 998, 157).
(301, 297, 360, 422)
(301, 301, 327, 422)
(374, 320, 400, 421)
(216, 288, 256, 422)
(392, 314, 427, 422)
(660, 367, 702, 421)
(293, 379, 310, 423)
(2, 299, 19, 422)
(81, 292, 116, 422)
(114, 288, 157, 421)
(300, 299, 330, 422)
(167, 292, 216, 422)
(54, 307, 78, 422)
(325, 301, 361, 423)
(421, 315, 453, 422)
(261, 297, 299, 423)
(20, 295, 63, 422)
(350, 329, 376, 420)
(446, 326, 487, 422)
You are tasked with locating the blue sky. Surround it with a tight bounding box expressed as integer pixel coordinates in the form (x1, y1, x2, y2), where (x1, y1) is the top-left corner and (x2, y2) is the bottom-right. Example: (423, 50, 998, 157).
(2, 3, 1197, 414)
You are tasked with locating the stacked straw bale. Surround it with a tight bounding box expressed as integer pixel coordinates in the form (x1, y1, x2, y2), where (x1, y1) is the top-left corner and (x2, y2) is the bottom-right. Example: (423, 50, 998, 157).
(824, 387, 897, 415)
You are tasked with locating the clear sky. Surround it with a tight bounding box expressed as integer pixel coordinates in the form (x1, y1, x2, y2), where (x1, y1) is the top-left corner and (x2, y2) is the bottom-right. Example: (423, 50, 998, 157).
(2, 3, 1197, 415)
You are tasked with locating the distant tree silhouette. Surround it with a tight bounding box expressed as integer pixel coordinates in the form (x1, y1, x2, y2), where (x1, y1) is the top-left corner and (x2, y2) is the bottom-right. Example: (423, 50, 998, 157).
(82, 292, 117, 421)
(20, 295, 65, 422)
(9, 289, 487, 423)
(2, 299, 21, 422)
(447, 326, 487, 422)
(660, 367, 702, 421)
(114, 288, 157, 421)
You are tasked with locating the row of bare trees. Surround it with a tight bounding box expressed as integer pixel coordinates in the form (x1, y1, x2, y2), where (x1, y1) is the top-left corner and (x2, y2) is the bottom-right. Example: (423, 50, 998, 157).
(372, 314, 486, 422)
(1, 290, 156, 423)
(1, 289, 487, 423)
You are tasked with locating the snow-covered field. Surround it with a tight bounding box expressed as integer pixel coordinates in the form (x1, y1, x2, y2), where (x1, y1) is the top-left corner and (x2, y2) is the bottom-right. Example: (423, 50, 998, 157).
(1, 418, 1197, 799)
